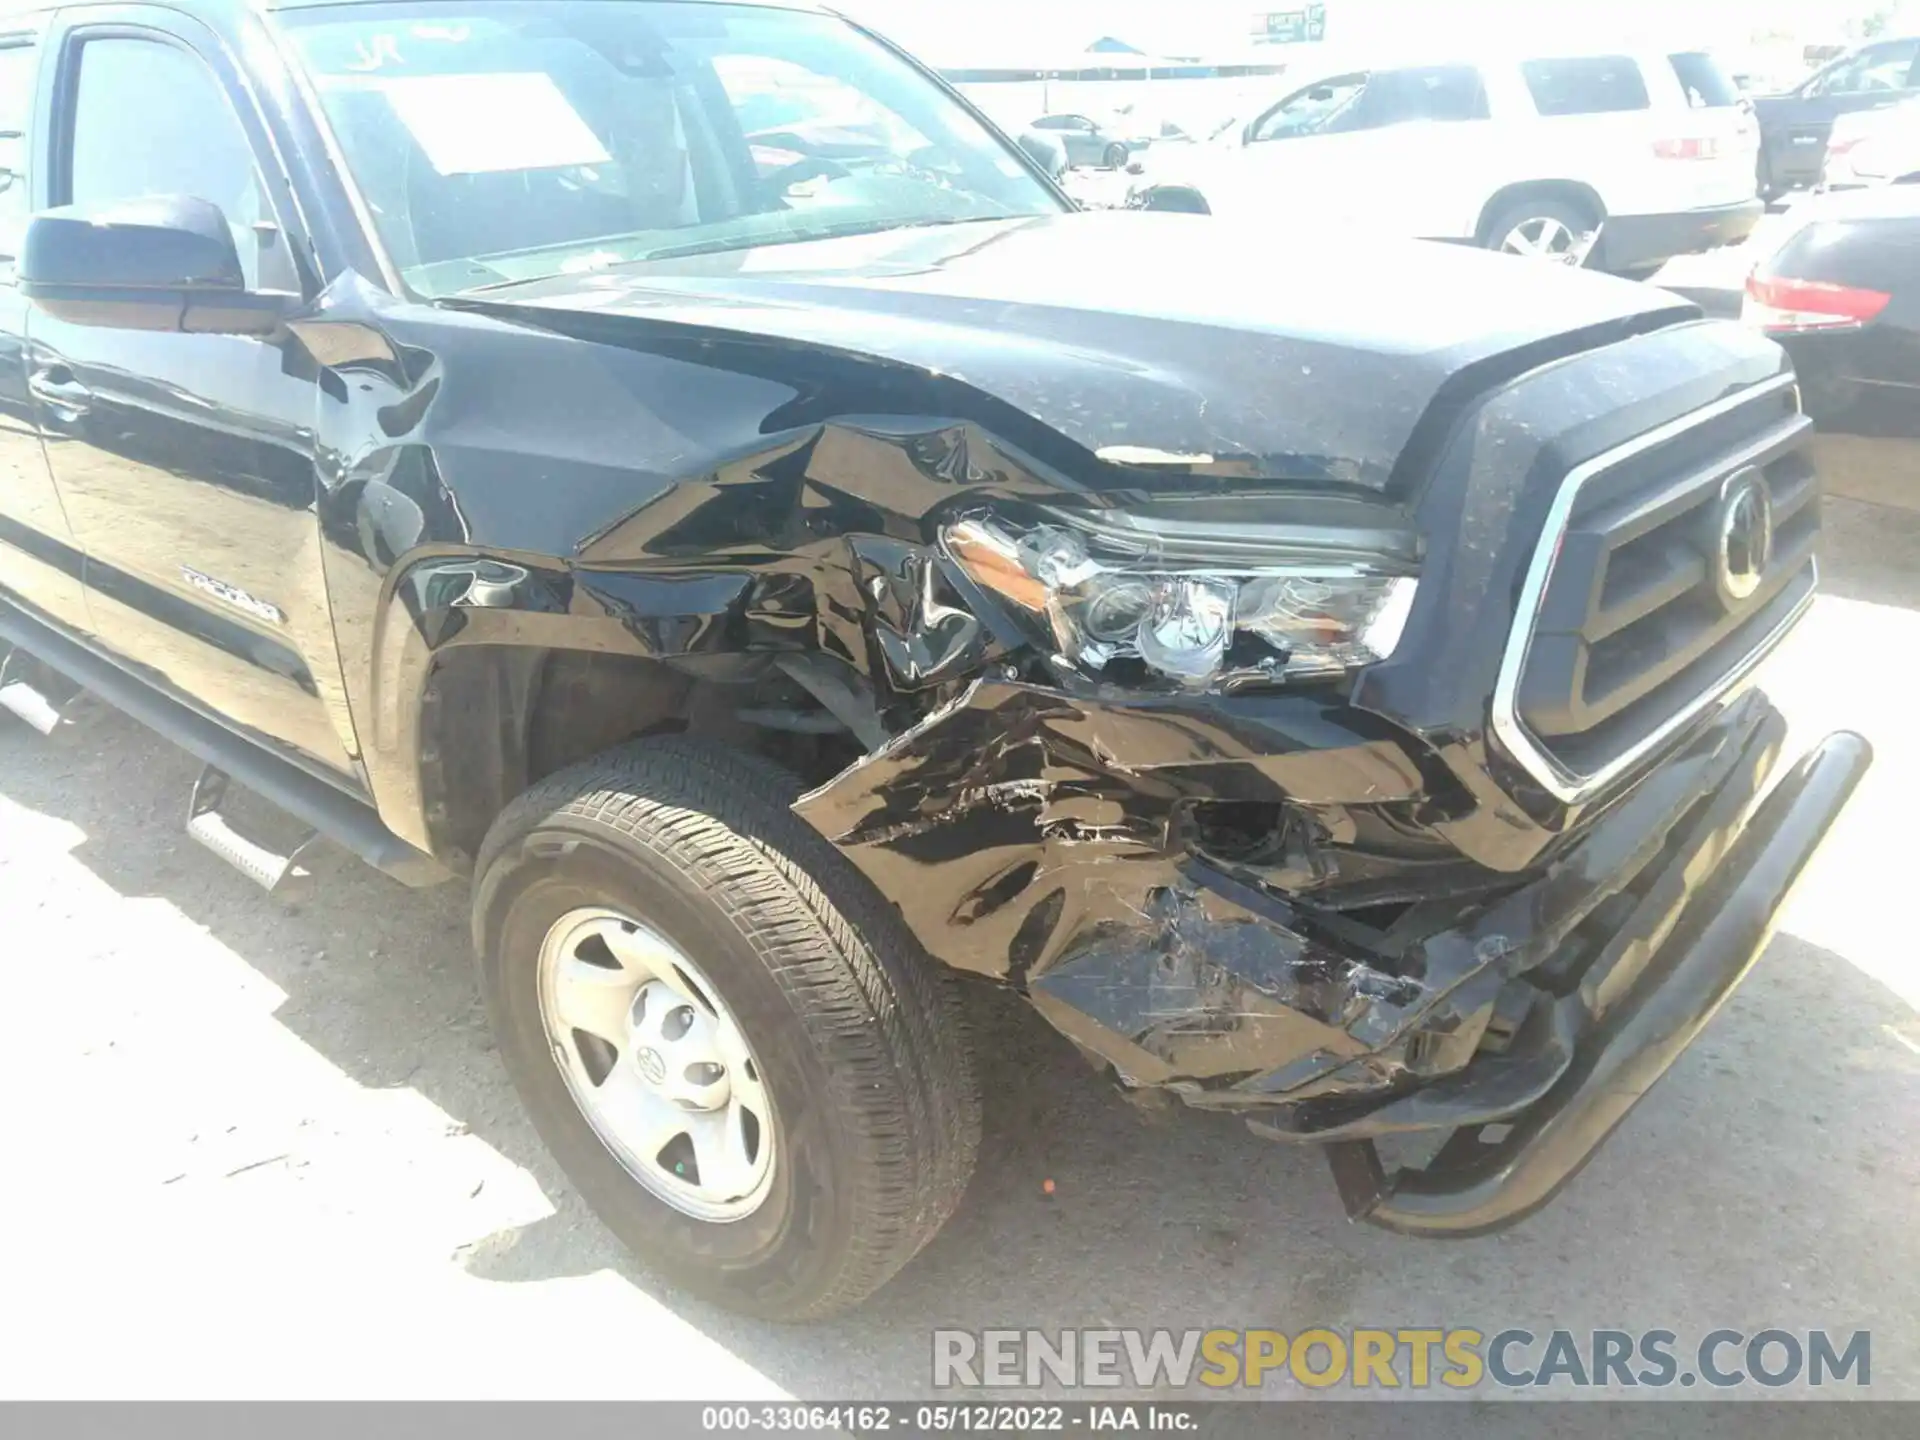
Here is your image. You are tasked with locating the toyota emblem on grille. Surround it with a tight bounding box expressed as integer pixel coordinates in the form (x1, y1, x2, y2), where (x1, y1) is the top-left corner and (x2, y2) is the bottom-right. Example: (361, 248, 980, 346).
(1716, 468, 1773, 604)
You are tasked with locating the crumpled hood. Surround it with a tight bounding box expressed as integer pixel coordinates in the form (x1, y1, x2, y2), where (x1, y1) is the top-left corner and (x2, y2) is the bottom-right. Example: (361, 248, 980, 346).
(459, 211, 1695, 489)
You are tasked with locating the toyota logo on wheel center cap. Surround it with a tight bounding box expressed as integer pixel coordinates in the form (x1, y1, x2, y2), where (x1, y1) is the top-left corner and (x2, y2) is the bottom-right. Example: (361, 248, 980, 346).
(1716, 468, 1773, 605)
(635, 1046, 667, 1085)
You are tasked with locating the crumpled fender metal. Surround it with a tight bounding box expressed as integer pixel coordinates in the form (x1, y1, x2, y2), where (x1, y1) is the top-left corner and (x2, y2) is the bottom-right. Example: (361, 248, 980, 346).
(295, 270, 1783, 879)
(791, 677, 1444, 1087)
(1247, 694, 1786, 1134)
(294, 275, 1113, 854)
(794, 677, 1785, 1110)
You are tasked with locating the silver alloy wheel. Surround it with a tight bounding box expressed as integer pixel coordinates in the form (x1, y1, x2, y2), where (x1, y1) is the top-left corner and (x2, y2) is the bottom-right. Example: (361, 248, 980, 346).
(1500, 215, 1586, 264)
(537, 907, 775, 1222)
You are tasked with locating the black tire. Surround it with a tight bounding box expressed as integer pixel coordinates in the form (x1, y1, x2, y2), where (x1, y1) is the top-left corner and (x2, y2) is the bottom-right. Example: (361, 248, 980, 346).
(1103, 142, 1129, 169)
(472, 736, 981, 1320)
(1482, 194, 1601, 262)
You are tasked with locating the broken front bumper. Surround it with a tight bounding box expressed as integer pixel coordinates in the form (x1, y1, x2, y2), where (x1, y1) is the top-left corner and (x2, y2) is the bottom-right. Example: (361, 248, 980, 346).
(794, 681, 1867, 1237)
(1327, 723, 1868, 1236)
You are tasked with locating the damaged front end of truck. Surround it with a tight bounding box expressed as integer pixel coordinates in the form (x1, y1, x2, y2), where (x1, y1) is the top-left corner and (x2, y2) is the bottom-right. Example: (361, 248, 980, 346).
(796, 674, 1865, 1234)
(333, 215, 1870, 1237)
(764, 320, 1871, 1236)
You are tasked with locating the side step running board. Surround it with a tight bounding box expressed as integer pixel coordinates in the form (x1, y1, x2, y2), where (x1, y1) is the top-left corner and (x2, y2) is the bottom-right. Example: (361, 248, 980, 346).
(189, 765, 320, 895)
(0, 599, 449, 888)
(0, 647, 88, 735)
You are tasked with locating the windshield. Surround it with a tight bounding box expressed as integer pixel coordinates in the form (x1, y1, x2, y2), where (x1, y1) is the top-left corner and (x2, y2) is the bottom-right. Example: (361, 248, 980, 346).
(277, 0, 1063, 296)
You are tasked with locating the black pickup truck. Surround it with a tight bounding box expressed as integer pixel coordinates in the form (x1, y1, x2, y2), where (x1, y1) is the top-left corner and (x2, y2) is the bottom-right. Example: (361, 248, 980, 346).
(0, 0, 1869, 1319)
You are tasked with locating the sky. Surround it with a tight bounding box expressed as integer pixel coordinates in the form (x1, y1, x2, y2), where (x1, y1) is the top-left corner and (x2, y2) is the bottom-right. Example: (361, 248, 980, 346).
(837, 0, 1904, 66)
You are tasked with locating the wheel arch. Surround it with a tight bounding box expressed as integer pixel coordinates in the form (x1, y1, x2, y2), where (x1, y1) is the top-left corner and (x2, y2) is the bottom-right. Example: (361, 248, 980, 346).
(353, 534, 834, 868)
(1475, 180, 1609, 245)
(390, 607, 889, 874)
(414, 642, 703, 874)
(409, 638, 876, 874)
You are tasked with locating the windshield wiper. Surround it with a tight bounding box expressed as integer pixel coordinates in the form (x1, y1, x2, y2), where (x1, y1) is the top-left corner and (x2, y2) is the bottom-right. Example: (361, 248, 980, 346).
(632, 214, 1009, 263)
(450, 215, 1017, 296)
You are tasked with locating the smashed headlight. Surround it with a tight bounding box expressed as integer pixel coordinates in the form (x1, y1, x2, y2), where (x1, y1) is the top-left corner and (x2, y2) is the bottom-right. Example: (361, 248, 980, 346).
(943, 504, 1419, 691)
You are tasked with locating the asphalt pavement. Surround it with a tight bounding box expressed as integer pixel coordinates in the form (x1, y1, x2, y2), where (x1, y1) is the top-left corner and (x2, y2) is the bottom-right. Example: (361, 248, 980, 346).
(0, 269, 1915, 1404)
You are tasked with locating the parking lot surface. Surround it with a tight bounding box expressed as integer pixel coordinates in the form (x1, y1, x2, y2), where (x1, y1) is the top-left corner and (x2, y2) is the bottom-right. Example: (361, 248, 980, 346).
(1, 455, 1915, 1400)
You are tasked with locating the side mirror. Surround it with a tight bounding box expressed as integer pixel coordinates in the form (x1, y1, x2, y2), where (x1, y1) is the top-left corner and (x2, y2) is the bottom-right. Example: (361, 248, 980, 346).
(19, 195, 290, 336)
(1016, 130, 1070, 181)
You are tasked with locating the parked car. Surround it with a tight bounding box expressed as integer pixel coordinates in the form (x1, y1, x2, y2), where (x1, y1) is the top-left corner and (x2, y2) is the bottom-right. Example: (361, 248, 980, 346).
(1823, 96, 1920, 189)
(0, 0, 1867, 1320)
(1753, 35, 1920, 199)
(1028, 111, 1141, 169)
(1744, 185, 1920, 424)
(1131, 46, 1763, 278)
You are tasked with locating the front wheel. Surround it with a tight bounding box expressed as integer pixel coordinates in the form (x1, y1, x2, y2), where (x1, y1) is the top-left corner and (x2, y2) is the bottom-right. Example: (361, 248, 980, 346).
(472, 737, 981, 1320)
(1103, 142, 1129, 169)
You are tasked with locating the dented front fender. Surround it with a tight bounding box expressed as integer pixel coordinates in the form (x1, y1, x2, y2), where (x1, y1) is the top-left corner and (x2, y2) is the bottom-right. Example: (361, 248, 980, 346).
(794, 676, 1790, 1127)
(793, 676, 1473, 1090)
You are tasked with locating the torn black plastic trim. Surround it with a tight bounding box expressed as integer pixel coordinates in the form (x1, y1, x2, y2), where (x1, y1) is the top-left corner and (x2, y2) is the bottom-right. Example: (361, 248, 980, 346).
(794, 676, 1807, 1134)
(1329, 728, 1871, 1236)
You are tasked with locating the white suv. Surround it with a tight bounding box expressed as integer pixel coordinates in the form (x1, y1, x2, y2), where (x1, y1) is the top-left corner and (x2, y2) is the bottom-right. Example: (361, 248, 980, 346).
(1133, 47, 1762, 277)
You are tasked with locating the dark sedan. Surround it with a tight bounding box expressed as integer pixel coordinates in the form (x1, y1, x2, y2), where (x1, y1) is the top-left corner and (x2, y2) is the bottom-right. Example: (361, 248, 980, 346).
(1753, 35, 1920, 198)
(1745, 185, 1920, 425)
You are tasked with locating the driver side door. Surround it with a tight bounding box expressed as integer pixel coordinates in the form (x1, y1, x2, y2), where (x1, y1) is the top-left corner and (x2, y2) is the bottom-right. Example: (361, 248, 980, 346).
(27, 7, 361, 779)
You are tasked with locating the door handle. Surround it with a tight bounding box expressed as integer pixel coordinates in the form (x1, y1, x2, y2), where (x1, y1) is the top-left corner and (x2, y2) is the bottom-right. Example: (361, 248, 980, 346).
(28, 365, 91, 420)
